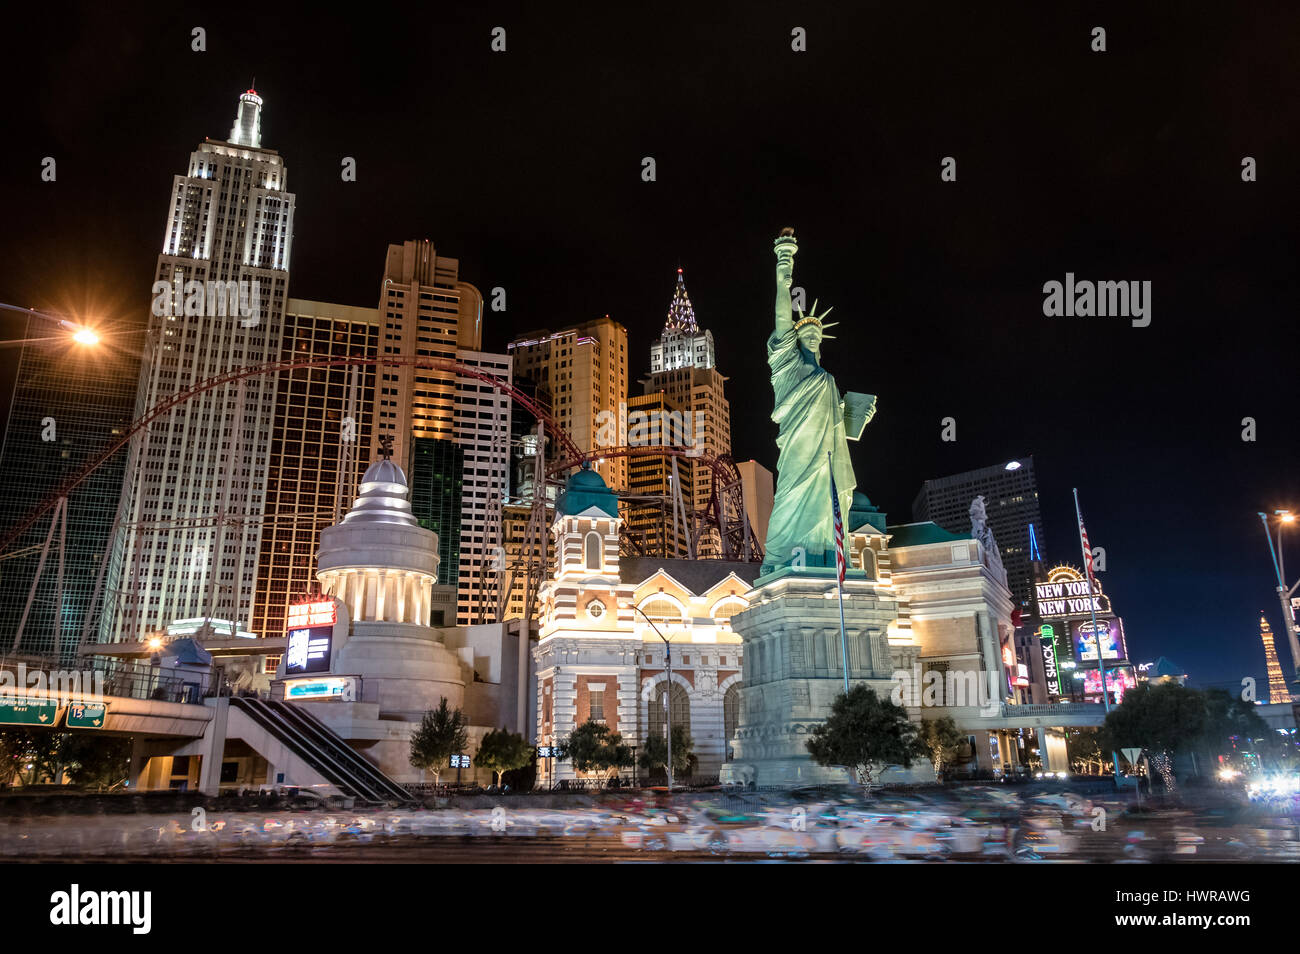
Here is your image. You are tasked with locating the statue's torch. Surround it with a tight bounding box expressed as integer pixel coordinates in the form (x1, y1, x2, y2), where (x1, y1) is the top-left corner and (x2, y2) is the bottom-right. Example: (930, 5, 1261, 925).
(774, 226, 798, 265)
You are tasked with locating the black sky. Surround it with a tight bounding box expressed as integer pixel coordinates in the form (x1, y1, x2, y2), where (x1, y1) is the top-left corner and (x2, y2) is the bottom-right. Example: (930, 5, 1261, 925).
(2, 2, 1297, 690)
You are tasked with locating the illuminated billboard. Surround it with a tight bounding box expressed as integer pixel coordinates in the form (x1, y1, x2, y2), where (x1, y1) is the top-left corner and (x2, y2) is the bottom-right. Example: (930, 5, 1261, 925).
(285, 600, 336, 676)
(1082, 665, 1136, 702)
(1033, 565, 1110, 619)
(1040, 624, 1062, 696)
(1072, 617, 1126, 662)
(287, 600, 337, 629)
(284, 676, 356, 700)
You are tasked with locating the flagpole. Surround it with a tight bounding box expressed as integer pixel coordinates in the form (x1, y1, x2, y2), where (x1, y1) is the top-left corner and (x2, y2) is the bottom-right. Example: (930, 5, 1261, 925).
(831, 452, 850, 694)
(1073, 487, 1123, 784)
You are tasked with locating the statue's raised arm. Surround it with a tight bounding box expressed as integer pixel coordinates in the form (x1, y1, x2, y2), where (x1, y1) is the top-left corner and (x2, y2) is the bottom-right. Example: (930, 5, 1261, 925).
(774, 227, 797, 334)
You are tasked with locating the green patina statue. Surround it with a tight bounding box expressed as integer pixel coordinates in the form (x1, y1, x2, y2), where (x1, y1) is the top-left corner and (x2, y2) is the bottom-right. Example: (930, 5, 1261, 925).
(762, 228, 876, 574)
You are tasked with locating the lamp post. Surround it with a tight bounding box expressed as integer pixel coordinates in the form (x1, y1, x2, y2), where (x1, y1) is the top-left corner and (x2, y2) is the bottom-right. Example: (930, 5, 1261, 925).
(1259, 510, 1300, 687)
(631, 604, 673, 793)
(0, 303, 100, 349)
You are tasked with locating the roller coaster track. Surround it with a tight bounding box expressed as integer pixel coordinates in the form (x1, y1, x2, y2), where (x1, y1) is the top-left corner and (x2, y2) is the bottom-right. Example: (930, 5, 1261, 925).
(0, 353, 759, 562)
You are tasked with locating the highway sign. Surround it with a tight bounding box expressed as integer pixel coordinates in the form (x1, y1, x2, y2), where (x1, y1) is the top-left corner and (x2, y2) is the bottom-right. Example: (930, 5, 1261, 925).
(0, 699, 58, 726)
(66, 702, 107, 729)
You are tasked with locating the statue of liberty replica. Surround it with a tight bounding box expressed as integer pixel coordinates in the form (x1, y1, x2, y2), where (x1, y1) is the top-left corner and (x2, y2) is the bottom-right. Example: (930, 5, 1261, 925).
(763, 227, 875, 574)
(721, 228, 921, 788)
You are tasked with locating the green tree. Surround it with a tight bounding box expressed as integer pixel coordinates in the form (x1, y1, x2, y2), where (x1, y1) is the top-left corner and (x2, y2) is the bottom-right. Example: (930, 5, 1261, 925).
(474, 727, 533, 787)
(1196, 688, 1269, 773)
(918, 716, 964, 779)
(409, 697, 468, 786)
(564, 720, 633, 783)
(62, 734, 132, 791)
(806, 685, 924, 791)
(1066, 728, 1105, 775)
(0, 729, 32, 787)
(638, 725, 698, 780)
(20, 731, 68, 785)
(1100, 682, 1205, 792)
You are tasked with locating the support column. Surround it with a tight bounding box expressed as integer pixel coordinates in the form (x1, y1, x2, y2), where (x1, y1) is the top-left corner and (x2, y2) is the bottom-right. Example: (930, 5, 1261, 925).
(1043, 727, 1070, 773)
(128, 737, 151, 791)
(198, 698, 231, 796)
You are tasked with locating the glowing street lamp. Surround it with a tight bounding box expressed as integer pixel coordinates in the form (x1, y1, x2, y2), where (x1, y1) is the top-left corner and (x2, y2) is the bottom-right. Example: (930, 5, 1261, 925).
(0, 303, 101, 349)
(1258, 510, 1300, 687)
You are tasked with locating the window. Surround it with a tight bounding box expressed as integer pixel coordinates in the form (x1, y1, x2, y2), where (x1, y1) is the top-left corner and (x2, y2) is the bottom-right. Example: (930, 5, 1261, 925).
(648, 682, 690, 741)
(589, 687, 605, 722)
(584, 531, 602, 571)
(723, 684, 740, 761)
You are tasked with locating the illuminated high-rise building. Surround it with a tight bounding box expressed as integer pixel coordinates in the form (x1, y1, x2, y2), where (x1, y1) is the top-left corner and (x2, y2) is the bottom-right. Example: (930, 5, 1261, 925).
(0, 319, 135, 660)
(101, 88, 296, 643)
(912, 457, 1044, 608)
(251, 299, 379, 642)
(508, 317, 629, 493)
(1259, 614, 1293, 705)
(372, 242, 510, 626)
(638, 270, 731, 557)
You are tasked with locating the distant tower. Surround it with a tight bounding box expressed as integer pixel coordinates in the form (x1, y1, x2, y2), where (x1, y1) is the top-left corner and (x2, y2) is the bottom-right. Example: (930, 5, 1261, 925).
(635, 268, 732, 557)
(1260, 614, 1293, 704)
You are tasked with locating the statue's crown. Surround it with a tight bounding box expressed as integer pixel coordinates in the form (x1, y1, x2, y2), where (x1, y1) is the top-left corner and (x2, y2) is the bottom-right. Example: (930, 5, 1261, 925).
(793, 299, 837, 337)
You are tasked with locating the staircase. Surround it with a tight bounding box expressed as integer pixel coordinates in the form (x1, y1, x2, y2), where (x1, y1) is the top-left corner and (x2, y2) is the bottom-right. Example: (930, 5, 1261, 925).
(229, 697, 413, 804)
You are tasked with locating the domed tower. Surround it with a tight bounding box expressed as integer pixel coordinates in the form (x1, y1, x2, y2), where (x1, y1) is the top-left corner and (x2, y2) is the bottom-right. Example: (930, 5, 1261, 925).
(317, 457, 438, 624)
(315, 456, 469, 735)
(534, 465, 638, 784)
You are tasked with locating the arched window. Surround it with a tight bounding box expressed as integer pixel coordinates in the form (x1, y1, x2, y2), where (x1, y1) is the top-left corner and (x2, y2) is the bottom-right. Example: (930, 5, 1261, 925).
(639, 597, 683, 625)
(648, 681, 691, 742)
(859, 547, 876, 577)
(584, 531, 602, 571)
(711, 596, 746, 623)
(723, 684, 740, 762)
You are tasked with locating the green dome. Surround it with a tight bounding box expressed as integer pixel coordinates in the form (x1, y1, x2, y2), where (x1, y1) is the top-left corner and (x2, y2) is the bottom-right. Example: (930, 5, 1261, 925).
(849, 490, 887, 532)
(556, 463, 618, 518)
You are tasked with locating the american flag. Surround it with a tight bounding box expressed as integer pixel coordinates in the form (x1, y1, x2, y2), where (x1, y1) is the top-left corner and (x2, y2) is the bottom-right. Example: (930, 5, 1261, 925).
(1078, 515, 1096, 589)
(830, 462, 846, 584)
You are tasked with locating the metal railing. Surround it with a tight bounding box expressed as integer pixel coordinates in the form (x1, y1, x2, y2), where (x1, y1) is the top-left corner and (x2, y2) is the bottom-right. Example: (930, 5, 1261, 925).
(1000, 702, 1106, 718)
(0, 655, 198, 705)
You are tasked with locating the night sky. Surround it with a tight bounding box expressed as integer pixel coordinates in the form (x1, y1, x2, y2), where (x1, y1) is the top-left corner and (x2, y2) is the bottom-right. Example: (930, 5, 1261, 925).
(2, 3, 1297, 690)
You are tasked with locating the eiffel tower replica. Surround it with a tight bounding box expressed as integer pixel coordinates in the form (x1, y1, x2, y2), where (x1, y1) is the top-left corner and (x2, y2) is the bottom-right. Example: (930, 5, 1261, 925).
(1259, 614, 1294, 705)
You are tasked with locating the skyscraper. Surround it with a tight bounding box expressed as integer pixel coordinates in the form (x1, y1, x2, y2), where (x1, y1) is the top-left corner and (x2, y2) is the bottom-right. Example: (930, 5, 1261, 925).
(0, 319, 136, 660)
(372, 242, 511, 626)
(508, 317, 629, 492)
(912, 457, 1044, 608)
(1259, 614, 1294, 705)
(251, 299, 379, 642)
(637, 270, 731, 557)
(101, 88, 296, 643)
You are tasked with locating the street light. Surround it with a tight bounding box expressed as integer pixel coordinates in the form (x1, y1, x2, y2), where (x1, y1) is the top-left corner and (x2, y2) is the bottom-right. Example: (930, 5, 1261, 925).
(631, 603, 673, 793)
(1258, 510, 1300, 687)
(0, 303, 100, 350)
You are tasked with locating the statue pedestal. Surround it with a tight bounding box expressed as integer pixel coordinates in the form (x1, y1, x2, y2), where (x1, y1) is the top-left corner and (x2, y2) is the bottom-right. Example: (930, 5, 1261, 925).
(721, 568, 921, 788)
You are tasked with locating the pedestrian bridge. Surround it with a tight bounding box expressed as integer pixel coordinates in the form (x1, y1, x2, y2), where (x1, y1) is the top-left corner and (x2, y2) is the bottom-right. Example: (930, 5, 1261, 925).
(1, 659, 409, 802)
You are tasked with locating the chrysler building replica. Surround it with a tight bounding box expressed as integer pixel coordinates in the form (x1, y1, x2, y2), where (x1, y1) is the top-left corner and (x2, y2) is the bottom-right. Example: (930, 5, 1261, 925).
(632, 269, 733, 557)
(102, 89, 296, 642)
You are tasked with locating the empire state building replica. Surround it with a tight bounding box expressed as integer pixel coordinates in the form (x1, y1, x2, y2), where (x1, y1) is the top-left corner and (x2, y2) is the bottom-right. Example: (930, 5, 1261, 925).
(102, 88, 296, 643)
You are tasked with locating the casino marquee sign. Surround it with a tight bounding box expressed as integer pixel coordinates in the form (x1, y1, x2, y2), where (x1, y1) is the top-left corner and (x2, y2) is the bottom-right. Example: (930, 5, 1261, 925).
(1034, 565, 1111, 619)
